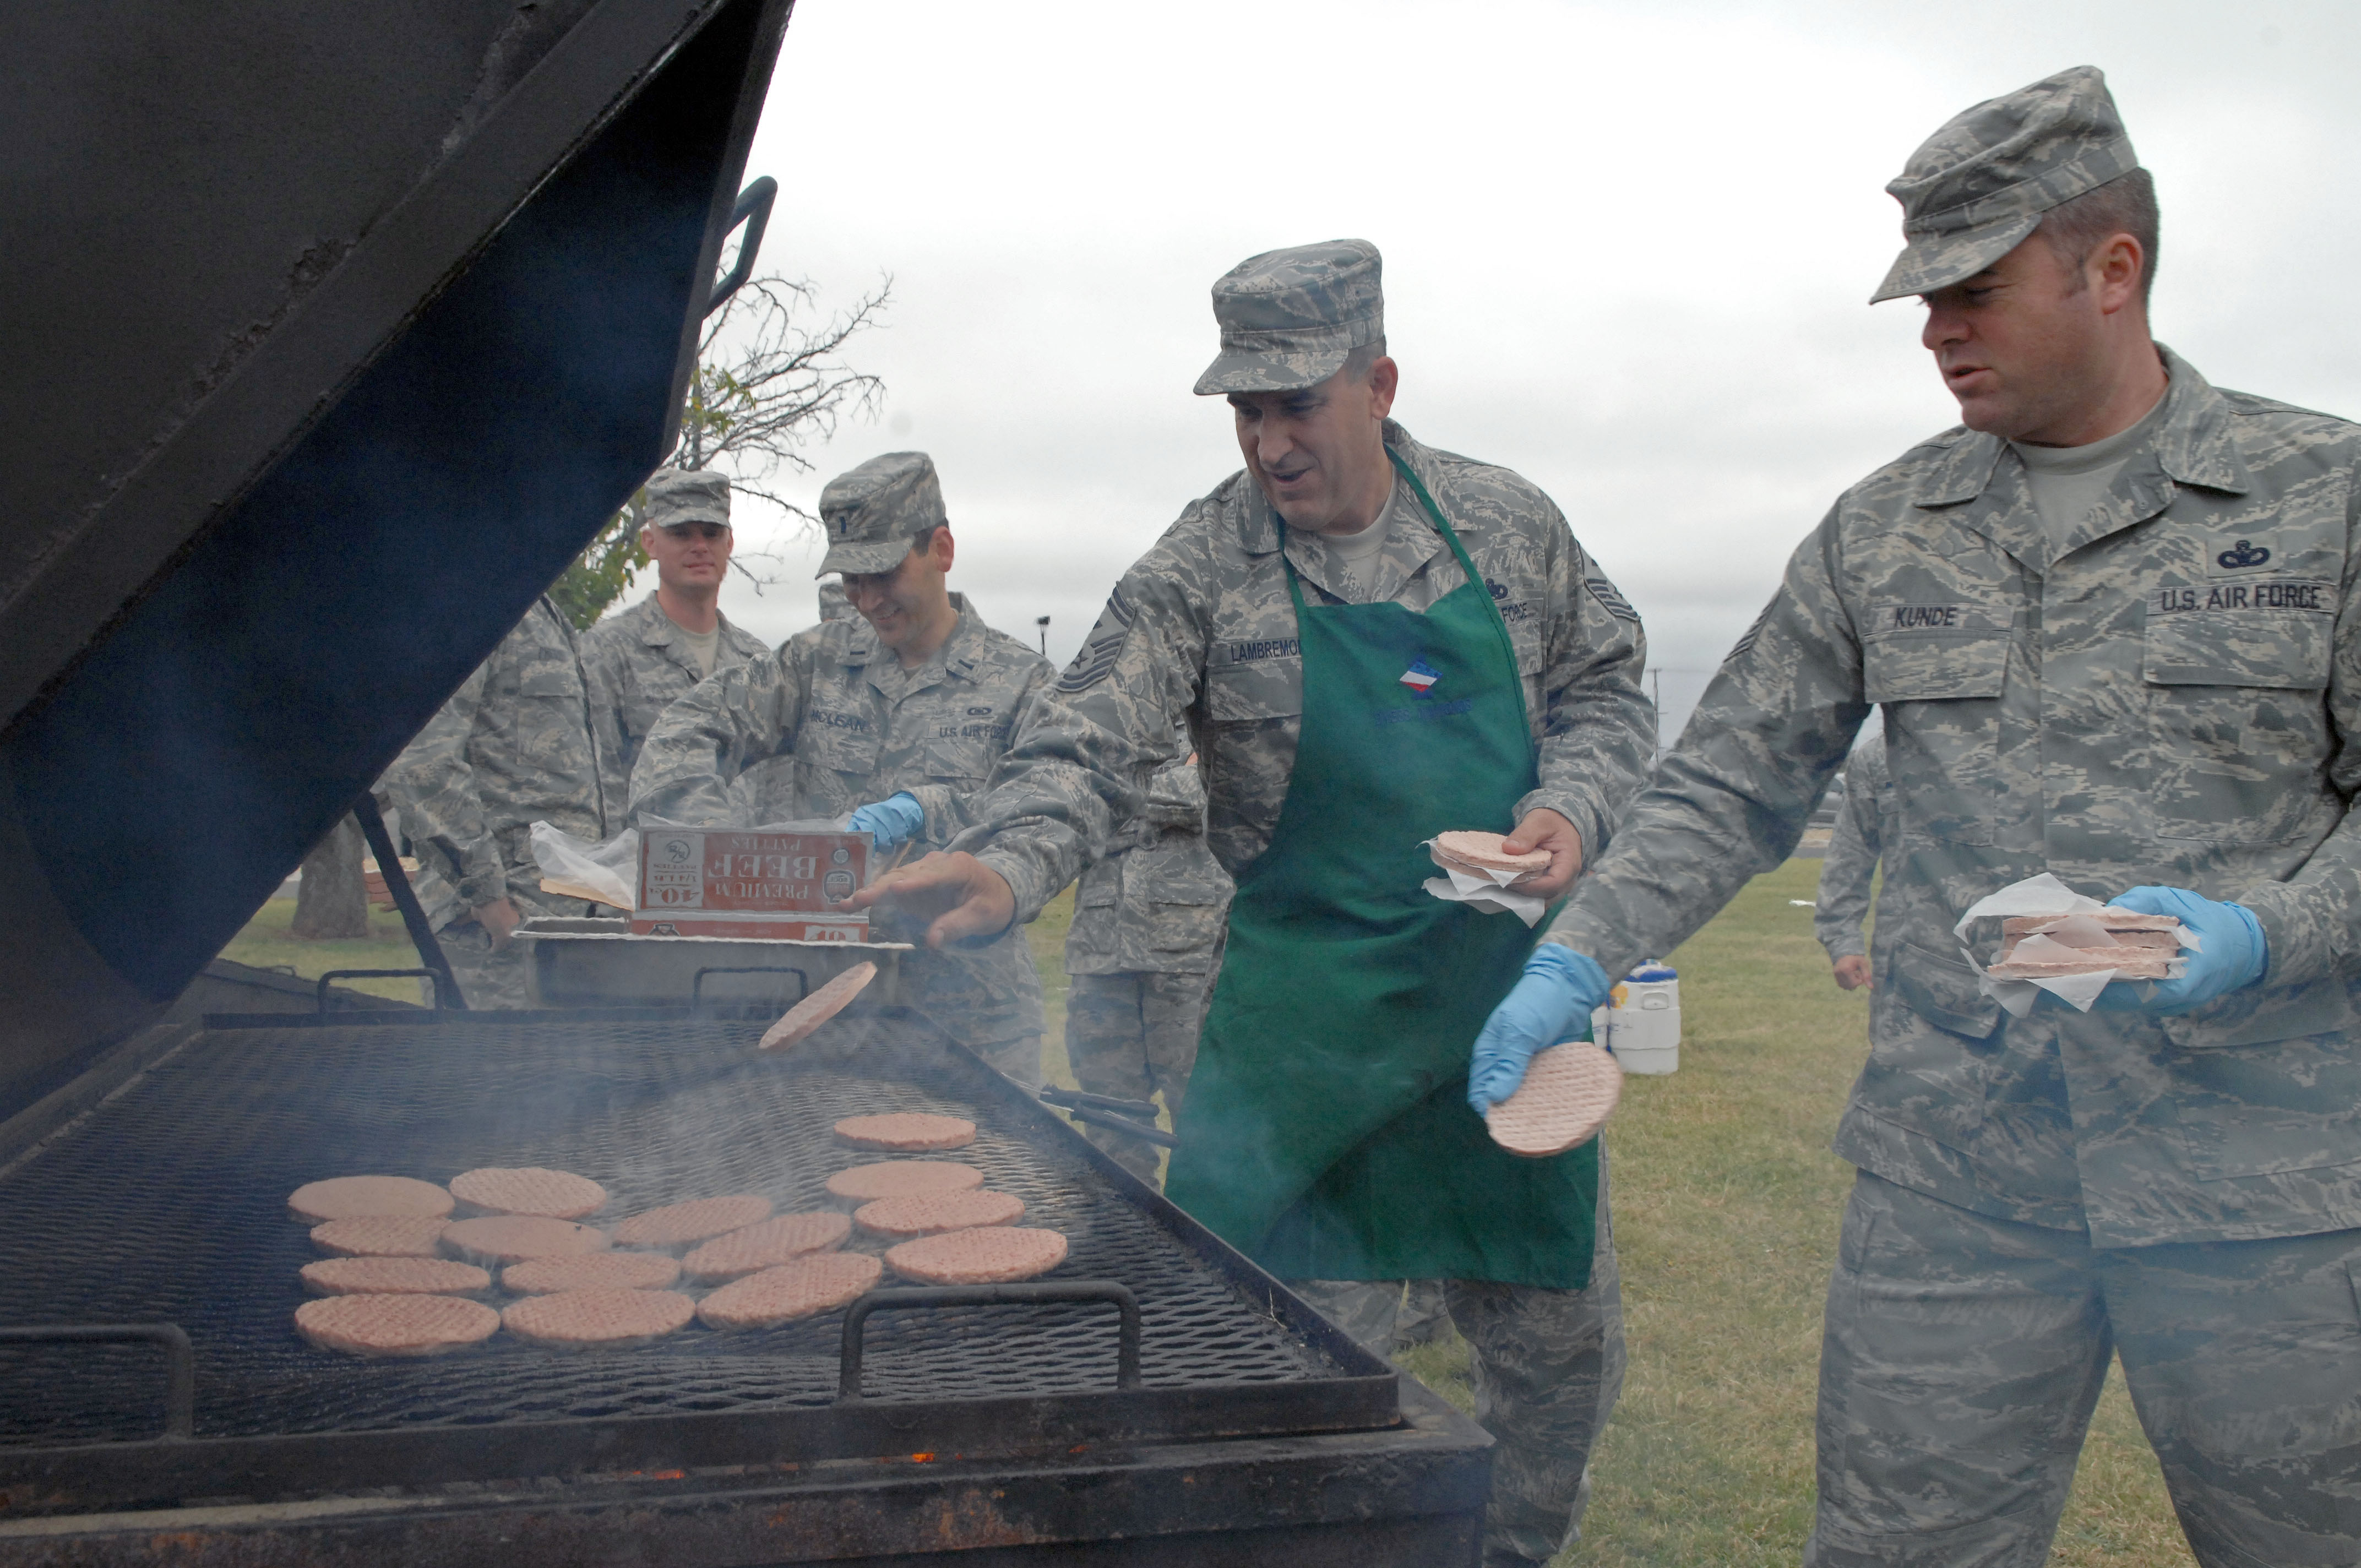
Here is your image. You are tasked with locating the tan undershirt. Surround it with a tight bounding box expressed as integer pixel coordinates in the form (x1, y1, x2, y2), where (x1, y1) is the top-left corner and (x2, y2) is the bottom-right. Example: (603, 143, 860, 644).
(1323, 473, 1397, 602)
(2009, 388, 2170, 558)
(675, 620, 721, 679)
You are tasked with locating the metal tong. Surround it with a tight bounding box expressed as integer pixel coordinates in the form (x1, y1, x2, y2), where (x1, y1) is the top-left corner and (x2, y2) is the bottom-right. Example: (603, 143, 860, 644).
(1039, 1085, 1177, 1148)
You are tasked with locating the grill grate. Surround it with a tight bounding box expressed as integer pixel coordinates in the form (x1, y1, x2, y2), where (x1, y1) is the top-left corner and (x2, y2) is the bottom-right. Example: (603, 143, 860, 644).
(0, 1012, 1336, 1448)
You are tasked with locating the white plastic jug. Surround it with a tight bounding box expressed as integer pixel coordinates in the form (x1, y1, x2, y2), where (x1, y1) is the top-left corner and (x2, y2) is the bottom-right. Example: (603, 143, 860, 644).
(1603, 961, 1680, 1074)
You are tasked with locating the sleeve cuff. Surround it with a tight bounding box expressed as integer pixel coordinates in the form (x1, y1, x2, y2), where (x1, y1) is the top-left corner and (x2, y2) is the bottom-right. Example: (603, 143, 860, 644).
(1515, 788, 1607, 865)
(2240, 883, 2332, 988)
(905, 785, 960, 846)
(973, 847, 1051, 930)
(457, 867, 509, 909)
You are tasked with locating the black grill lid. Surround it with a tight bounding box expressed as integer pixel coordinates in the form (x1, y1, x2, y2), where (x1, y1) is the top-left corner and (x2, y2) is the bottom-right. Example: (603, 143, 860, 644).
(0, 0, 793, 1098)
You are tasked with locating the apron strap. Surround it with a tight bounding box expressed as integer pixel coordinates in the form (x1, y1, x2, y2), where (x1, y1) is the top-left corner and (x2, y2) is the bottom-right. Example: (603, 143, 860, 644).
(1272, 446, 1534, 740)
(1386, 449, 1530, 732)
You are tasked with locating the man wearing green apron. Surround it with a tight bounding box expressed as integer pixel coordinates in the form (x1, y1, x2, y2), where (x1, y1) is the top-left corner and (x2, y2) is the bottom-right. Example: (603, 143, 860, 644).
(850, 239, 1655, 1566)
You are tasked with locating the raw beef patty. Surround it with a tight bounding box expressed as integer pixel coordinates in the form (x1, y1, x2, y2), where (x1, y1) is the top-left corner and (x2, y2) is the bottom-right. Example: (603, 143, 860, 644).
(296, 1295, 498, 1357)
(697, 1255, 884, 1330)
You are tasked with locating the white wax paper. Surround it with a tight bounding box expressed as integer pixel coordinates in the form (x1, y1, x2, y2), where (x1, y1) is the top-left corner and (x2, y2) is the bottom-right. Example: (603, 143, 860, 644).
(1421, 840, 1547, 927)
(1953, 872, 2193, 1016)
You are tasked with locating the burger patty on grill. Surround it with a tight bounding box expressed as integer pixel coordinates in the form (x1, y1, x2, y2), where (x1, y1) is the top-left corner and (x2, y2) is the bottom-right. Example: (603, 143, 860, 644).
(287, 1175, 453, 1223)
(833, 1113, 975, 1152)
(611, 1194, 773, 1249)
(502, 1288, 695, 1350)
(854, 1189, 1025, 1238)
(824, 1161, 984, 1204)
(447, 1167, 608, 1219)
(295, 1294, 499, 1358)
(681, 1211, 852, 1282)
(309, 1216, 450, 1257)
(885, 1227, 1068, 1285)
(759, 961, 878, 1052)
(441, 1215, 610, 1266)
(697, 1254, 883, 1330)
(502, 1252, 683, 1294)
(300, 1256, 491, 1297)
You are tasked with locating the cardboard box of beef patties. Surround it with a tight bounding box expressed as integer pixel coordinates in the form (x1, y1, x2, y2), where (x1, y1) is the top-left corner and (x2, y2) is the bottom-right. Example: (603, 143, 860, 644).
(632, 828, 871, 940)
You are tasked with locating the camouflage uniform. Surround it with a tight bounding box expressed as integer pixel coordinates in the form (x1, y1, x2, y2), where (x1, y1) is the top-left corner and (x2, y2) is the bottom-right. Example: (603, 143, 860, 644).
(1813, 732, 1895, 962)
(1293, 1153, 1624, 1565)
(946, 242, 1655, 1566)
(378, 595, 606, 1007)
(580, 591, 768, 811)
(629, 454, 1056, 1082)
(1062, 743, 1231, 1183)
(1549, 68, 2361, 1567)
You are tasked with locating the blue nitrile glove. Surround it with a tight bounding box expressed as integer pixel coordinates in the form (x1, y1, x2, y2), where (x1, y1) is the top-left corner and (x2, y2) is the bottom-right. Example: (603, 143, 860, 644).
(2090, 885, 2268, 1015)
(847, 792, 926, 852)
(1468, 945, 1615, 1114)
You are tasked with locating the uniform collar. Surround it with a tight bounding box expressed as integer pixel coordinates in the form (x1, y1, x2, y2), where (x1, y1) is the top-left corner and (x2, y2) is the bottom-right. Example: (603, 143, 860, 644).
(1912, 345, 2250, 508)
(1237, 420, 1449, 598)
(861, 591, 986, 696)
(630, 591, 753, 652)
(1910, 346, 2250, 571)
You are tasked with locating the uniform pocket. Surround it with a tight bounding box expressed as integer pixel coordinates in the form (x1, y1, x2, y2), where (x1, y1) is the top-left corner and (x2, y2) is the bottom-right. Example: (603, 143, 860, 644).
(2144, 587, 2332, 845)
(2162, 975, 2355, 1052)
(1885, 938, 2003, 1041)
(1863, 633, 2007, 847)
(920, 733, 988, 784)
(1203, 653, 1302, 723)
(799, 710, 881, 777)
(513, 669, 579, 699)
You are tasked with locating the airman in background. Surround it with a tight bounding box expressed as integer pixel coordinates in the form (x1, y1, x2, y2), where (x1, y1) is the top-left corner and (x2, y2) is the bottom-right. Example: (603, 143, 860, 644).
(378, 595, 606, 1007)
(1060, 739, 1231, 1184)
(580, 467, 769, 814)
(628, 452, 1054, 1084)
(1814, 732, 1895, 992)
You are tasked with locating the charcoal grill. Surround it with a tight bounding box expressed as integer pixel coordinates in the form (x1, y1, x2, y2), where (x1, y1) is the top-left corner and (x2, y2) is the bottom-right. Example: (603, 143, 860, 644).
(0, 1001, 1488, 1562)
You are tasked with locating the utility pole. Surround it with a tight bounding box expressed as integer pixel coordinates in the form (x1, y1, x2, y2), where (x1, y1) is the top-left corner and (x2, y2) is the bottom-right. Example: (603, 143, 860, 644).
(1651, 668, 1666, 766)
(1036, 615, 1050, 656)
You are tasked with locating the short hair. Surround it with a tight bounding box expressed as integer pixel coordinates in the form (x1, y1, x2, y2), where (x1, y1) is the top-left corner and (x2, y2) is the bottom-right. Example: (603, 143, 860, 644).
(2037, 168, 2159, 305)
(909, 524, 945, 555)
(1342, 336, 1390, 384)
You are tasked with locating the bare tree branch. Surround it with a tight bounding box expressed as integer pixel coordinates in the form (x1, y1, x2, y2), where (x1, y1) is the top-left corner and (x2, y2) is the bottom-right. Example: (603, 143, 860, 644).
(554, 271, 890, 624)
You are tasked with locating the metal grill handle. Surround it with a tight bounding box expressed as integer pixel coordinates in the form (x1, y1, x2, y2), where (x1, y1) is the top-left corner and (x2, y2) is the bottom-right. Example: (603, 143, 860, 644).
(689, 966, 810, 1014)
(317, 968, 456, 1011)
(1039, 1088, 1177, 1149)
(0, 1324, 193, 1440)
(704, 176, 777, 318)
(837, 1283, 1140, 1401)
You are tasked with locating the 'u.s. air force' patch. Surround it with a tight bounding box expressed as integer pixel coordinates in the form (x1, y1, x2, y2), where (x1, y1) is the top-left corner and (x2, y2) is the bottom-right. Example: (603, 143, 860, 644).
(1057, 585, 1136, 694)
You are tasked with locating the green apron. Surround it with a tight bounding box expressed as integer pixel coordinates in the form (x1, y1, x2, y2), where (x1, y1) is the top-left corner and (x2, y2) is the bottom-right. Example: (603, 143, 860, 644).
(1163, 453, 1599, 1288)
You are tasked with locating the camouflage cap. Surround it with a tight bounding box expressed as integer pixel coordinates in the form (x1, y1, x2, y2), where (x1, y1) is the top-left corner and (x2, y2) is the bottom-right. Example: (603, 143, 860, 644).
(1871, 66, 2140, 304)
(643, 467, 731, 529)
(815, 451, 948, 577)
(1193, 239, 1384, 396)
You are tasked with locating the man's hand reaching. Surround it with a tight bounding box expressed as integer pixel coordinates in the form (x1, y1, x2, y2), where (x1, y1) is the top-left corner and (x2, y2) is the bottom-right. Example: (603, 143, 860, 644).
(475, 897, 522, 953)
(841, 851, 1016, 950)
(1500, 808, 1584, 901)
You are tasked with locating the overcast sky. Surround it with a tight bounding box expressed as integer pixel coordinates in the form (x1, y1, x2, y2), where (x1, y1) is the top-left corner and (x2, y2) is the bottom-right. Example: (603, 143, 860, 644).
(682, 0, 2361, 739)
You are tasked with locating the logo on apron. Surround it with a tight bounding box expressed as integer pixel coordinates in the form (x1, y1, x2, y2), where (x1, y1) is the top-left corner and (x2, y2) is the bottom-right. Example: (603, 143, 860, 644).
(1399, 659, 1441, 696)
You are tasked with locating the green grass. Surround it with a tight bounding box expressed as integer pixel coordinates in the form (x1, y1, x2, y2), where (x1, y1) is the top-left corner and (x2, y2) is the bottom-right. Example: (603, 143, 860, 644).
(211, 865, 2194, 1562)
(1397, 860, 2195, 1566)
(216, 899, 432, 1002)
